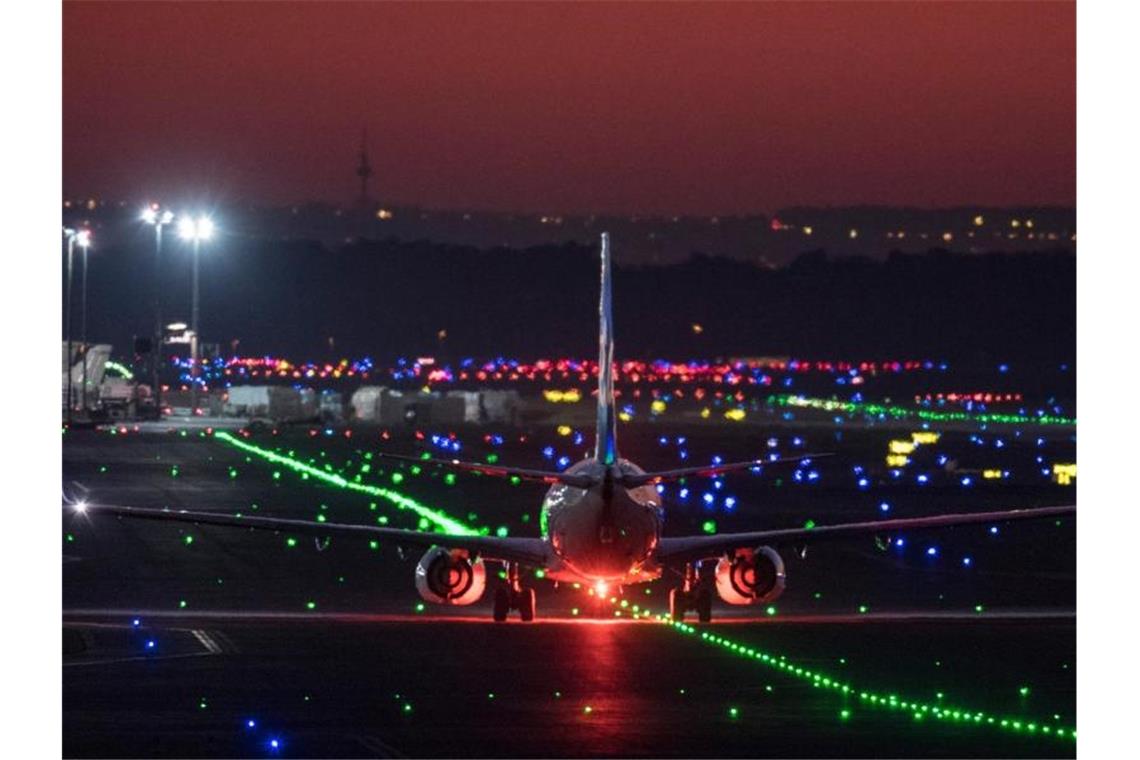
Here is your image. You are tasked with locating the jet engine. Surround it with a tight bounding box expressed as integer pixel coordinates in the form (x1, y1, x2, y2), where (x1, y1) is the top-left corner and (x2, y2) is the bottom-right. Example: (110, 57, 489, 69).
(415, 547, 487, 605)
(714, 546, 786, 605)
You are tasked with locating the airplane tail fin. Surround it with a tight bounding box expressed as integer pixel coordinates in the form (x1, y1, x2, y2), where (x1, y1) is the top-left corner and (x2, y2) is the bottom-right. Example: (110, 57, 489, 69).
(595, 233, 618, 465)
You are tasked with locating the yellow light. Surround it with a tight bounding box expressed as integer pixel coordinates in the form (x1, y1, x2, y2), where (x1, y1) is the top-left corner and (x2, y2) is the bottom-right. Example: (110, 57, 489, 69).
(650, 400, 666, 414)
(1025, 219, 1034, 229)
(543, 389, 581, 403)
(1011, 219, 1021, 228)
(889, 440, 917, 455)
(886, 454, 910, 467)
(973, 215, 985, 226)
(911, 432, 941, 445)
(376, 208, 394, 220)
(556, 425, 571, 436)
(1052, 463, 1076, 486)
(983, 469, 1004, 480)
(724, 408, 746, 421)
(942, 232, 953, 242)
(618, 412, 632, 422)
(691, 323, 703, 334)
(700, 407, 711, 419)
(803, 226, 813, 236)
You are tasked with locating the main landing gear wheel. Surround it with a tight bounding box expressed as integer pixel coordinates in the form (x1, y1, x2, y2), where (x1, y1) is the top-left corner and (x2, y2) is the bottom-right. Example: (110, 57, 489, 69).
(492, 562, 536, 622)
(695, 587, 713, 624)
(516, 588, 536, 622)
(492, 587, 510, 622)
(670, 563, 714, 623)
(669, 588, 685, 622)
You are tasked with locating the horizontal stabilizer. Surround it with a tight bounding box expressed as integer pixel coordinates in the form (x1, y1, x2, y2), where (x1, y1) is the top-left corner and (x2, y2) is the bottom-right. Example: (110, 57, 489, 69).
(374, 451, 596, 489)
(619, 453, 831, 487)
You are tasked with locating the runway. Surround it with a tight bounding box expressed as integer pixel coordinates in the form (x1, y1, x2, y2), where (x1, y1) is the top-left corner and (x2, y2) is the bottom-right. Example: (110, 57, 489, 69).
(63, 419, 1075, 757)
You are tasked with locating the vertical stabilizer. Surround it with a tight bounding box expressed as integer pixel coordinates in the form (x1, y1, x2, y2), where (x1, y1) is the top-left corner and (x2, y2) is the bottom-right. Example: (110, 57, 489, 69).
(595, 233, 618, 465)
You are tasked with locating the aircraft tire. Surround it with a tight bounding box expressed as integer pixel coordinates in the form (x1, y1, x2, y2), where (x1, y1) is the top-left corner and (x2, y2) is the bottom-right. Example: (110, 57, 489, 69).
(492, 587, 510, 622)
(695, 587, 713, 623)
(518, 588, 536, 622)
(669, 588, 686, 622)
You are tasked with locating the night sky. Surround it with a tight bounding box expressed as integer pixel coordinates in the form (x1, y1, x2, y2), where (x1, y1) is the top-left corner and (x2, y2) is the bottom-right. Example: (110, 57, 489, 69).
(63, 1, 1075, 215)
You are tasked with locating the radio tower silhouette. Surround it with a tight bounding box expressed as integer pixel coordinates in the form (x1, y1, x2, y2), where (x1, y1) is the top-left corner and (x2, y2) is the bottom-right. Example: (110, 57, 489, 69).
(356, 127, 373, 208)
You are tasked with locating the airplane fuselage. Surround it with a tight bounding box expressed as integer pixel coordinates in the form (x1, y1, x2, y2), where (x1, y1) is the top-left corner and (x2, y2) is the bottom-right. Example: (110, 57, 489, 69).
(539, 457, 665, 586)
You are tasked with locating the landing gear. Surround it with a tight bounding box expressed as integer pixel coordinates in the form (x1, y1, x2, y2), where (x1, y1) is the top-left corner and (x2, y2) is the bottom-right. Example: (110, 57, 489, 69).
(670, 563, 714, 623)
(695, 587, 712, 623)
(492, 563, 536, 622)
(492, 587, 510, 622)
(517, 588, 536, 622)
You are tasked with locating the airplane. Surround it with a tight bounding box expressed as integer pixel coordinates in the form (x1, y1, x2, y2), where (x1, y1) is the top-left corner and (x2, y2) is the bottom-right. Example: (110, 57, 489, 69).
(68, 233, 1075, 622)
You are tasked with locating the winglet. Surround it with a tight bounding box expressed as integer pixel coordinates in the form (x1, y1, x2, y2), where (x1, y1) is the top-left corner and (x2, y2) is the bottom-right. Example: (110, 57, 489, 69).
(595, 232, 618, 466)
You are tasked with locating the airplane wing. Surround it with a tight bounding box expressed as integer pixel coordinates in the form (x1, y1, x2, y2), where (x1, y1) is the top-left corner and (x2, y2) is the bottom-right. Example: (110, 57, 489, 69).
(618, 453, 831, 487)
(374, 451, 596, 489)
(68, 502, 549, 567)
(654, 504, 1075, 565)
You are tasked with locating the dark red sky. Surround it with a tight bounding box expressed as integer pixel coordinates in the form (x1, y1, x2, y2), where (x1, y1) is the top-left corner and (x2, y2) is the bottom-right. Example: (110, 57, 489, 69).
(63, 1, 1075, 215)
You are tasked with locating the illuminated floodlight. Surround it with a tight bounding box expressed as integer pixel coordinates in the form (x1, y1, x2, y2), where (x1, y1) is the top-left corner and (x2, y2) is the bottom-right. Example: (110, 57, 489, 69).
(167, 322, 188, 331)
(74, 500, 88, 514)
(179, 215, 214, 241)
(74, 229, 92, 248)
(142, 205, 176, 225)
(594, 580, 609, 597)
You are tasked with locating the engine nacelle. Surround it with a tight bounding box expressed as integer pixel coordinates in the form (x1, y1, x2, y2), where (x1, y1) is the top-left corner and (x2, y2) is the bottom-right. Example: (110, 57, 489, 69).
(714, 546, 786, 605)
(415, 547, 487, 605)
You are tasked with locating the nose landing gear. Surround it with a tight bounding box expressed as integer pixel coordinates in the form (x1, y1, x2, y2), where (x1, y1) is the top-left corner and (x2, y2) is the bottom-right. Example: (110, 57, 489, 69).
(669, 563, 712, 623)
(492, 562, 537, 622)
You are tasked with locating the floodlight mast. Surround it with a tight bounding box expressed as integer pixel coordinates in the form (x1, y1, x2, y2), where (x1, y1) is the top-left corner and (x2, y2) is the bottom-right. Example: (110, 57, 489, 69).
(179, 216, 214, 415)
(80, 231, 91, 413)
(142, 205, 175, 418)
(63, 228, 91, 424)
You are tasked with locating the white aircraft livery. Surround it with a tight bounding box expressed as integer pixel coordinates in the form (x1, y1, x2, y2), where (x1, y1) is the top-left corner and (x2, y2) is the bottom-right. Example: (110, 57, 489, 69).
(69, 233, 1075, 622)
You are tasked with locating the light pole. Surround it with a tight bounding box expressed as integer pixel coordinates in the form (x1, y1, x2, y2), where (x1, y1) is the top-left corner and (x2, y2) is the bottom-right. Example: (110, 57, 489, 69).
(179, 215, 214, 415)
(63, 228, 91, 424)
(81, 234, 89, 413)
(142, 205, 175, 418)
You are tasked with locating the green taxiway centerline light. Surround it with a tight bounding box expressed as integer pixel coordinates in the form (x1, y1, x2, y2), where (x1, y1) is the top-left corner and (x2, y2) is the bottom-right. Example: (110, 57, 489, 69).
(609, 599, 1074, 743)
(213, 432, 478, 536)
(769, 394, 1075, 427)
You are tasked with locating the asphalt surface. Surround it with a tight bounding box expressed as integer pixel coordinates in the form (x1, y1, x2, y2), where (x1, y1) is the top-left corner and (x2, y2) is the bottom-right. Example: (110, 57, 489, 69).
(62, 417, 1076, 757)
